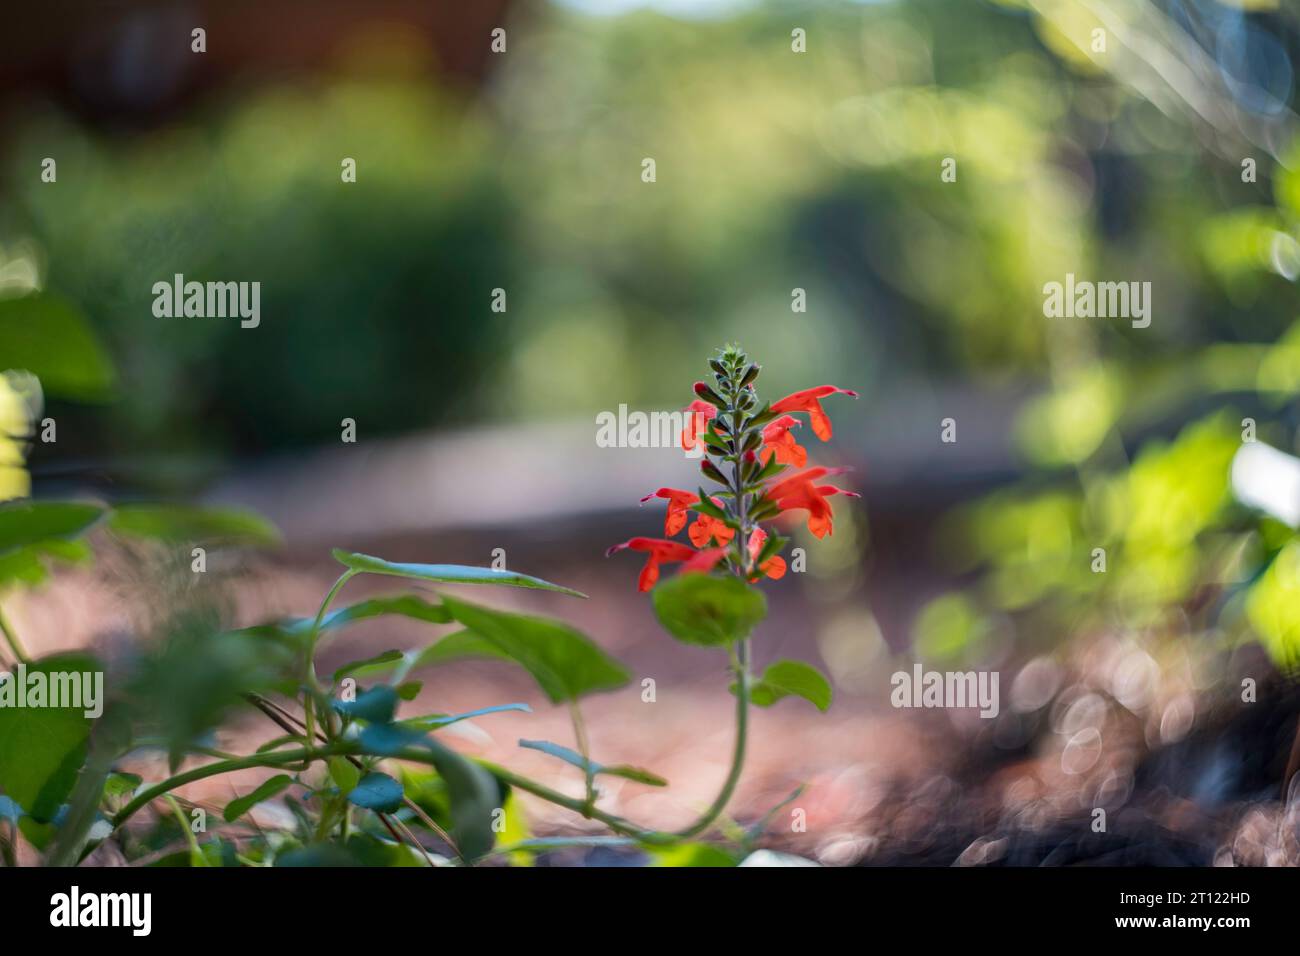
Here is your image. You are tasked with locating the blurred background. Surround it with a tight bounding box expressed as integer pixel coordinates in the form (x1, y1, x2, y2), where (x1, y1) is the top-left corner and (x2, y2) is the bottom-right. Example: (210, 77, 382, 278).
(4, 0, 1300, 864)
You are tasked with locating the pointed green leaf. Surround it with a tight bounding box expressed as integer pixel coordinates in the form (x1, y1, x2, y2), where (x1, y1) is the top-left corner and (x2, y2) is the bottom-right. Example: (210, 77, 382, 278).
(733, 659, 833, 711)
(331, 686, 398, 723)
(332, 650, 404, 683)
(402, 702, 531, 730)
(518, 739, 667, 787)
(223, 774, 293, 822)
(346, 772, 404, 813)
(331, 550, 586, 597)
(319, 595, 451, 632)
(109, 504, 279, 547)
(440, 596, 629, 703)
(0, 501, 104, 557)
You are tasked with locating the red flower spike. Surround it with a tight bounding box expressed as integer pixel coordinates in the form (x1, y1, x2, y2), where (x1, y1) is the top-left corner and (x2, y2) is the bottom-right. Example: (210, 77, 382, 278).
(679, 399, 718, 452)
(770, 386, 858, 442)
(760, 415, 806, 468)
(641, 487, 697, 537)
(607, 537, 698, 592)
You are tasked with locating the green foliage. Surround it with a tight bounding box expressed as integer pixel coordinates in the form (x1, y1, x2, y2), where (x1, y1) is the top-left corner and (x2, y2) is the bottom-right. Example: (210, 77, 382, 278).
(652, 573, 767, 646)
(223, 774, 293, 822)
(332, 550, 587, 598)
(733, 659, 833, 712)
(109, 504, 280, 546)
(439, 595, 630, 703)
(0, 653, 98, 822)
(518, 739, 667, 787)
(0, 501, 104, 557)
(0, 293, 116, 401)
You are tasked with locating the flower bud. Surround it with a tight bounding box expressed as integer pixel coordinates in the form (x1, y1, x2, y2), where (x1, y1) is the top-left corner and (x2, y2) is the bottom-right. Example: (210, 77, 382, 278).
(693, 381, 727, 409)
(700, 458, 728, 485)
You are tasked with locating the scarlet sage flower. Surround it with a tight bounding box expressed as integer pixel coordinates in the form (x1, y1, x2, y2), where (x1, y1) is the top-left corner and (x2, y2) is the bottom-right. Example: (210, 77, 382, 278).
(689, 513, 734, 548)
(770, 386, 858, 442)
(640, 488, 698, 537)
(774, 480, 860, 539)
(681, 547, 728, 575)
(760, 415, 806, 468)
(605, 537, 698, 591)
(747, 529, 786, 580)
(679, 400, 718, 452)
(609, 345, 858, 591)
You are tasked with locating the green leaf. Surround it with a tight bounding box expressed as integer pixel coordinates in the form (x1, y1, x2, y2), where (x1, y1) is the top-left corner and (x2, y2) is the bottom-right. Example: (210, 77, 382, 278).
(518, 739, 667, 787)
(331, 550, 586, 598)
(0, 293, 116, 401)
(327, 757, 361, 794)
(319, 595, 451, 632)
(402, 702, 531, 730)
(733, 659, 833, 711)
(332, 650, 404, 683)
(411, 629, 511, 668)
(0, 653, 98, 821)
(648, 842, 738, 867)
(332, 686, 398, 724)
(440, 596, 630, 703)
(652, 574, 767, 647)
(394, 680, 422, 701)
(345, 772, 404, 813)
(691, 490, 728, 520)
(0, 501, 104, 558)
(223, 774, 293, 822)
(109, 504, 279, 546)
(103, 772, 143, 799)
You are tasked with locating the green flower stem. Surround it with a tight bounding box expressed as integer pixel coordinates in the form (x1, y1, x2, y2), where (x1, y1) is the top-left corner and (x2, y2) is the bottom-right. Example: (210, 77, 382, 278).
(0, 603, 29, 664)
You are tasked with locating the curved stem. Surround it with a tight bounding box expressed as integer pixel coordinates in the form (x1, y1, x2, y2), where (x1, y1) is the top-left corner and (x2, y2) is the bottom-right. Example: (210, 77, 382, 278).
(303, 569, 356, 743)
(673, 637, 749, 839)
(0, 604, 29, 664)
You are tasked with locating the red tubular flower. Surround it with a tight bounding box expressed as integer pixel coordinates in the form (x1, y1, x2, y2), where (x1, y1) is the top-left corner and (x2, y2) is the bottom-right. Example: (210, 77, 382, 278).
(679, 400, 718, 452)
(606, 537, 698, 592)
(640, 487, 698, 537)
(681, 547, 728, 575)
(610, 346, 859, 591)
(764, 466, 845, 502)
(747, 529, 786, 580)
(760, 415, 806, 468)
(770, 386, 858, 442)
(773, 480, 859, 539)
(689, 512, 735, 548)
